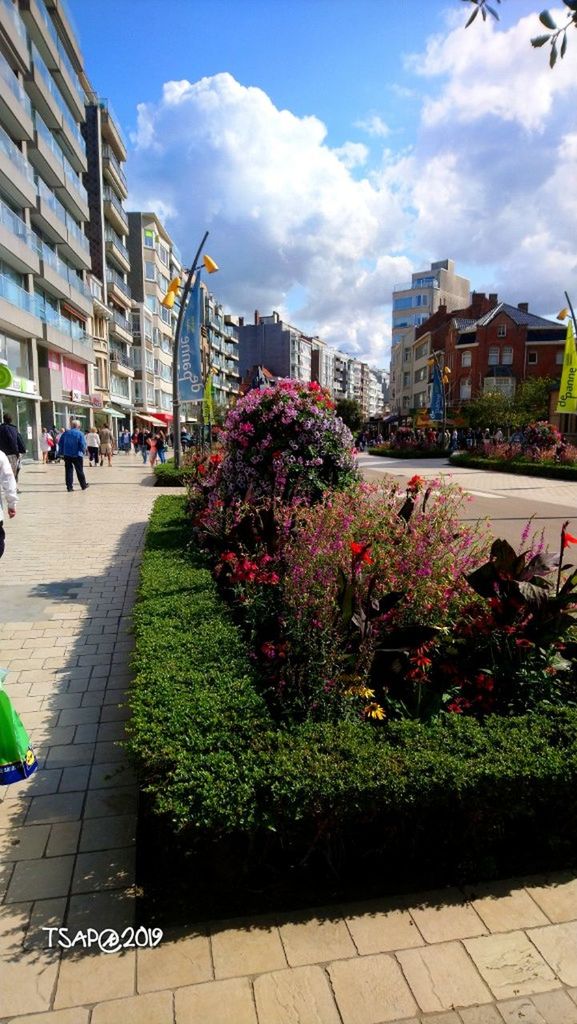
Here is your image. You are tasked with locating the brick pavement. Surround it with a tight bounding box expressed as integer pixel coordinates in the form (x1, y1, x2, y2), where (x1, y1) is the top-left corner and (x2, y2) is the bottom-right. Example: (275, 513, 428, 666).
(0, 455, 576, 1023)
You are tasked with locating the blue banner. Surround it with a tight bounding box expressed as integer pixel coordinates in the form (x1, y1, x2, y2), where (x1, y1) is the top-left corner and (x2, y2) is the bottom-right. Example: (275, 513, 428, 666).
(178, 273, 204, 403)
(429, 362, 444, 421)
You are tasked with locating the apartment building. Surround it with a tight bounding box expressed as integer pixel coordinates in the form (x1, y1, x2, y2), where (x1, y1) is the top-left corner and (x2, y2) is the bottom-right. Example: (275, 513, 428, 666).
(0, 0, 95, 452)
(83, 90, 132, 430)
(237, 310, 312, 383)
(389, 259, 470, 415)
(127, 211, 181, 429)
(203, 290, 240, 415)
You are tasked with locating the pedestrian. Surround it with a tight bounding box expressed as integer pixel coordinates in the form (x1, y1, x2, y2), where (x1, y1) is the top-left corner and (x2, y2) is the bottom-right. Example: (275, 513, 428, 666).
(494, 427, 504, 444)
(0, 414, 26, 490)
(131, 430, 139, 454)
(58, 420, 88, 492)
(40, 428, 54, 464)
(98, 423, 113, 467)
(155, 430, 167, 464)
(85, 427, 100, 467)
(0, 450, 17, 558)
(119, 428, 131, 453)
(148, 432, 158, 469)
(140, 430, 150, 464)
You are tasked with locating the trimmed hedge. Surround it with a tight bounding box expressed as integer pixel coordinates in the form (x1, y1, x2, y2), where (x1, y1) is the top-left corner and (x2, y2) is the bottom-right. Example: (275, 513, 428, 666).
(153, 463, 195, 486)
(368, 446, 448, 459)
(128, 496, 577, 898)
(450, 453, 577, 480)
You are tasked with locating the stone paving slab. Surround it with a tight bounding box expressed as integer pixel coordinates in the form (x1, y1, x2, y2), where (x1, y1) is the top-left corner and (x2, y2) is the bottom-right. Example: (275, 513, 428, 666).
(1, 459, 577, 1024)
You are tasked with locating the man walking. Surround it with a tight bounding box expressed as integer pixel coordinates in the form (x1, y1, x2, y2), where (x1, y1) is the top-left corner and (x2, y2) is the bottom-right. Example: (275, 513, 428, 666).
(0, 414, 26, 490)
(58, 420, 88, 492)
(98, 423, 113, 467)
(0, 450, 17, 558)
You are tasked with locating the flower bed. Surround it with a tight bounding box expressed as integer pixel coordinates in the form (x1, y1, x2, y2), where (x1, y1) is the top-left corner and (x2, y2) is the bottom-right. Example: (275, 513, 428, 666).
(450, 453, 577, 480)
(127, 496, 577, 914)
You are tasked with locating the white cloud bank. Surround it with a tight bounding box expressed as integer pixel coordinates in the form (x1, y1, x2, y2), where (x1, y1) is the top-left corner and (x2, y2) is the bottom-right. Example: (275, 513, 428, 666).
(127, 9, 577, 366)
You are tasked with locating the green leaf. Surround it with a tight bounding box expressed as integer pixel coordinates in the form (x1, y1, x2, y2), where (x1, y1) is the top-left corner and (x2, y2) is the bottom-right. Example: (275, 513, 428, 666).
(539, 9, 558, 29)
(465, 5, 479, 26)
(560, 32, 568, 58)
(563, 0, 577, 10)
(486, 3, 500, 18)
(531, 33, 553, 47)
(550, 41, 558, 67)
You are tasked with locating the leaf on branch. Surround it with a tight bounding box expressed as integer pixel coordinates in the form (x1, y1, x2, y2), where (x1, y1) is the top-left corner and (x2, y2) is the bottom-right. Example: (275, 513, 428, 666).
(531, 33, 553, 46)
(560, 31, 568, 57)
(539, 9, 558, 29)
(486, 4, 500, 18)
(465, 5, 479, 27)
(550, 40, 558, 66)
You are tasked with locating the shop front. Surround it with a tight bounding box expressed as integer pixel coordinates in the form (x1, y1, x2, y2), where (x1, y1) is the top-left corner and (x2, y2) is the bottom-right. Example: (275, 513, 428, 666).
(0, 335, 41, 458)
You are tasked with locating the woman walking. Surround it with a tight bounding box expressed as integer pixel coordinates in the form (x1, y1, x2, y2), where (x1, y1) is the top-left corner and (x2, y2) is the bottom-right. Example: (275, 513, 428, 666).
(155, 430, 167, 464)
(148, 432, 158, 469)
(40, 428, 53, 464)
(85, 427, 100, 467)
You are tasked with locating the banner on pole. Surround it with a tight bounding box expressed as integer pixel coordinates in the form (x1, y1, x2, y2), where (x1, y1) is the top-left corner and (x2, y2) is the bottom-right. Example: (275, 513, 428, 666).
(178, 273, 204, 403)
(556, 320, 577, 414)
(429, 362, 444, 421)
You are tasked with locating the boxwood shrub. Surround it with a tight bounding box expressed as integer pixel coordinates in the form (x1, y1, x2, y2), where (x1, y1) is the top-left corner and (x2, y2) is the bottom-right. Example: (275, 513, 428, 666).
(153, 463, 196, 486)
(450, 453, 577, 479)
(127, 496, 577, 904)
(368, 446, 448, 459)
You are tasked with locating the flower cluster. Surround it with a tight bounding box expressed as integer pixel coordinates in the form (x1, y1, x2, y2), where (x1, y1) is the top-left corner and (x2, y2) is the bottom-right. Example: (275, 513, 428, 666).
(217, 551, 280, 586)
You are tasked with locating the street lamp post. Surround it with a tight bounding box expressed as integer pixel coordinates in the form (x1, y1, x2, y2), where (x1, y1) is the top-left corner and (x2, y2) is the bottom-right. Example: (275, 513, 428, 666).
(161, 231, 218, 469)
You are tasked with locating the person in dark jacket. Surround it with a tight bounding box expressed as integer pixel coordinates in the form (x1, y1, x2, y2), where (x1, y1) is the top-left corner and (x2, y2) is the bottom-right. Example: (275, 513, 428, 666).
(58, 420, 88, 492)
(0, 414, 26, 489)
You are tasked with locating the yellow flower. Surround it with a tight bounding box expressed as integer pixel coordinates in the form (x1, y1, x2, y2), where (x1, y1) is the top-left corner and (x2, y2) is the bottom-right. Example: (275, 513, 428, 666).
(344, 684, 375, 699)
(364, 702, 386, 720)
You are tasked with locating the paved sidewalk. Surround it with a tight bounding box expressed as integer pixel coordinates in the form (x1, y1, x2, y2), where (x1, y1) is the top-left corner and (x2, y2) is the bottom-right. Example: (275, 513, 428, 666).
(0, 457, 576, 1024)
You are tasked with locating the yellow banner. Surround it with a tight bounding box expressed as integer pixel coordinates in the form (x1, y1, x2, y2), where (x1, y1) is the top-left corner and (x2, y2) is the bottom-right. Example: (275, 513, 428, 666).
(556, 320, 577, 414)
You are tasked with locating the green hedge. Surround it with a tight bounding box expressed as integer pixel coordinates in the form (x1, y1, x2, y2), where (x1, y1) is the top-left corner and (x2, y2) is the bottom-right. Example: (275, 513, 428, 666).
(368, 446, 448, 459)
(450, 453, 577, 479)
(127, 496, 577, 898)
(153, 463, 196, 486)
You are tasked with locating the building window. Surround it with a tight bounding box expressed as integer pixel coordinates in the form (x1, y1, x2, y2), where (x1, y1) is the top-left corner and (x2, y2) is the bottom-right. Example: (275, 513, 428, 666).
(158, 243, 169, 267)
(502, 346, 513, 365)
(402, 395, 410, 408)
(145, 261, 156, 281)
(497, 325, 507, 338)
(528, 351, 538, 365)
(460, 379, 472, 400)
(403, 349, 411, 363)
(556, 350, 564, 365)
(488, 346, 499, 366)
(484, 377, 515, 397)
(144, 229, 155, 248)
(460, 350, 472, 368)
(415, 342, 429, 361)
(403, 372, 410, 388)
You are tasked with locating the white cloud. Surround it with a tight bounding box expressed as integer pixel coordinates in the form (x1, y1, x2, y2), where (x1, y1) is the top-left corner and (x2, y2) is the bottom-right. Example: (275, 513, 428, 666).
(333, 142, 369, 169)
(354, 114, 390, 138)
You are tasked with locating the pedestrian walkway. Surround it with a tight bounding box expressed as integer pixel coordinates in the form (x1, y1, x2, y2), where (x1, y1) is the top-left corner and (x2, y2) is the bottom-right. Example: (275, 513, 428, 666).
(0, 456, 576, 1024)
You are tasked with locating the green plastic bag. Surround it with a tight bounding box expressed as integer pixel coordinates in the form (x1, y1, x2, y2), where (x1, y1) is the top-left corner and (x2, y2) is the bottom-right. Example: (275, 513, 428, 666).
(0, 669, 37, 785)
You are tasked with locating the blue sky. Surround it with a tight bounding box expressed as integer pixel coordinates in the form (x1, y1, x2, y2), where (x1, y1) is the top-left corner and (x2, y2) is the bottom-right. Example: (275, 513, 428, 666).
(68, 0, 577, 365)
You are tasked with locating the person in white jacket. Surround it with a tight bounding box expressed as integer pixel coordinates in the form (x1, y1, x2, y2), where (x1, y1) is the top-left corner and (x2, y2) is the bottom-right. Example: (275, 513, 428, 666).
(0, 450, 17, 559)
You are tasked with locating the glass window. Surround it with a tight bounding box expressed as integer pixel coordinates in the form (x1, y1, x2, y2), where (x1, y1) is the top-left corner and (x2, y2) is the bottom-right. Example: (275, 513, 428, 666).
(145, 295, 157, 313)
(460, 379, 472, 400)
(110, 373, 129, 397)
(556, 350, 564, 364)
(403, 372, 410, 387)
(497, 324, 507, 338)
(502, 346, 513, 365)
(393, 296, 413, 311)
(528, 351, 537, 364)
(160, 305, 171, 325)
(0, 333, 30, 377)
(145, 261, 156, 281)
(404, 349, 411, 362)
(158, 243, 169, 266)
(144, 229, 155, 248)
(461, 350, 472, 367)
(488, 346, 499, 366)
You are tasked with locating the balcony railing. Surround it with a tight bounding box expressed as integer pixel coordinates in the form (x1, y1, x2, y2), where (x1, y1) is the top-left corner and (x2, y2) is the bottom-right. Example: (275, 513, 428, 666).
(98, 98, 127, 151)
(102, 145, 127, 190)
(102, 186, 128, 224)
(38, 238, 92, 299)
(0, 51, 32, 117)
(37, 0, 85, 103)
(0, 273, 41, 317)
(110, 349, 134, 369)
(111, 308, 131, 333)
(394, 278, 440, 292)
(34, 113, 87, 204)
(43, 306, 90, 344)
(30, 44, 84, 151)
(1, 0, 26, 41)
(0, 123, 35, 183)
(106, 268, 131, 298)
(105, 227, 129, 261)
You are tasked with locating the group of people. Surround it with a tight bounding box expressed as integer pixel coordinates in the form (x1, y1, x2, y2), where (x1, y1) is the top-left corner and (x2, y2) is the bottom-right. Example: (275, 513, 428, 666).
(131, 429, 168, 467)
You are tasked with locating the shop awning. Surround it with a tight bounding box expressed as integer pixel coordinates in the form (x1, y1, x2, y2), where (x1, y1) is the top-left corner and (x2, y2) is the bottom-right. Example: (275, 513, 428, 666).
(102, 407, 126, 418)
(135, 414, 166, 427)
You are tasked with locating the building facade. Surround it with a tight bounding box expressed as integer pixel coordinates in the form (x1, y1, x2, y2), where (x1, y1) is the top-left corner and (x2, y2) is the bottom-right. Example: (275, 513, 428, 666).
(0, 0, 95, 453)
(237, 310, 312, 384)
(389, 259, 470, 415)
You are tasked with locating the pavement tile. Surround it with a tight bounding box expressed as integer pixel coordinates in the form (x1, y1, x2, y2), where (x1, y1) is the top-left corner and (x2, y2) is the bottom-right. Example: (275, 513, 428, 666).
(24, 897, 67, 949)
(464, 931, 559, 999)
(397, 941, 492, 1013)
(65, 889, 135, 932)
(0, 951, 60, 1017)
(89, 762, 136, 789)
(211, 919, 286, 979)
(342, 899, 425, 954)
(58, 764, 91, 792)
(83, 786, 137, 818)
(91, 990, 174, 1024)
(463, 883, 550, 933)
(408, 890, 487, 943)
(527, 921, 577, 986)
(278, 912, 357, 966)
(0, 823, 50, 860)
(176, 976, 257, 1024)
(137, 929, 212, 991)
(45, 743, 95, 768)
(496, 996, 546, 1023)
(530, 987, 577, 1023)
(54, 950, 136, 1007)
(525, 874, 577, 924)
(5, 1012, 90, 1024)
(5, 855, 75, 902)
(0, 901, 31, 953)
(328, 952, 418, 1024)
(79, 813, 136, 852)
(25, 792, 84, 825)
(71, 846, 135, 893)
(58, 706, 100, 726)
(46, 821, 81, 857)
(459, 1008, 504, 1024)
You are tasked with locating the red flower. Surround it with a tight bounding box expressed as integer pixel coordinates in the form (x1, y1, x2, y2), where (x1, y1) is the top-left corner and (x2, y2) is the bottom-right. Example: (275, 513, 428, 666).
(563, 530, 577, 548)
(197, 463, 206, 474)
(220, 551, 236, 563)
(514, 638, 534, 649)
(350, 541, 372, 565)
(209, 453, 223, 465)
(407, 475, 425, 491)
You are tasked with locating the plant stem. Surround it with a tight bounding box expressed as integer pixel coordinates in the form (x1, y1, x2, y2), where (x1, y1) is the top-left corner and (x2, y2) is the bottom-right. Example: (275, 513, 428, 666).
(556, 521, 569, 597)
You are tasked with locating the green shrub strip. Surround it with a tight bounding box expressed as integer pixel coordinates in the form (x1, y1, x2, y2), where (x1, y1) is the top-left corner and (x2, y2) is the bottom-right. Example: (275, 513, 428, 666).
(368, 447, 448, 459)
(153, 464, 196, 486)
(128, 496, 577, 879)
(449, 454, 577, 480)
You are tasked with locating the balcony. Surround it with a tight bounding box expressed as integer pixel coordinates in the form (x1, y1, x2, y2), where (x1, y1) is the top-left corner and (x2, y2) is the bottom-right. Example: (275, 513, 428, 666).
(37, 241, 92, 316)
(110, 351, 134, 377)
(0, 0, 29, 71)
(109, 307, 132, 342)
(0, 124, 36, 207)
(102, 185, 128, 236)
(0, 273, 43, 339)
(42, 308, 93, 361)
(0, 51, 34, 140)
(106, 268, 131, 309)
(105, 227, 130, 274)
(99, 100, 127, 162)
(0, 199, 40, 275)
(22, 0, 86, 123)
(29, 115, 88, 221)
(102, 144, 127, 200)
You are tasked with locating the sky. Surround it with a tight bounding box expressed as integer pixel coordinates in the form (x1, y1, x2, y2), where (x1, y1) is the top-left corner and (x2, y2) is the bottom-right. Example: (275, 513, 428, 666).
(67, 0, 577, 368)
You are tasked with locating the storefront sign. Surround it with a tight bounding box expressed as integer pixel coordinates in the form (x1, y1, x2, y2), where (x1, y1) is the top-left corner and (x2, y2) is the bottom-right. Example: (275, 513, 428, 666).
(90, 394, 104, 408)
(72, 389, 82, 403)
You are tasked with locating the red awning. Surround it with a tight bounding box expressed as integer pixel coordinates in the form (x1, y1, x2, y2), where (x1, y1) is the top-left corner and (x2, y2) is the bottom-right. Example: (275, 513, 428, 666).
(153, 412, 173, 423)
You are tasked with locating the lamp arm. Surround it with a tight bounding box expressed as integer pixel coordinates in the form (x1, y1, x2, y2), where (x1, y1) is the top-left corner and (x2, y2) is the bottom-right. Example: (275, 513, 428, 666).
(565, 291, 577, 336)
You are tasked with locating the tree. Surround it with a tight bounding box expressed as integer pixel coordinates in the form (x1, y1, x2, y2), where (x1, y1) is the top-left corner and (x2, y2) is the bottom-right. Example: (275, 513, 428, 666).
(335, 398, 363, 432)
(512, 376, 555, 425)
(463, 390, 515, 430)
(462, 0, 577, 66)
